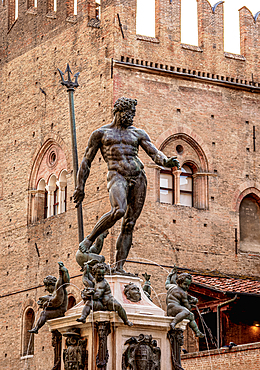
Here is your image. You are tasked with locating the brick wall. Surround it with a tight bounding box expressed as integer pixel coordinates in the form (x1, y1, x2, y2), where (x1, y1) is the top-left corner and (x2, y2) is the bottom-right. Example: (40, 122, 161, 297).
(182, 342, 260, 370)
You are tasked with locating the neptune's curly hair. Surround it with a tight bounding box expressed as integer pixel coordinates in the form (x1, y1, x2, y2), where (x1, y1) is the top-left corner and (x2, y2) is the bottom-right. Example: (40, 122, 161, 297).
(113, 97, 137, 115)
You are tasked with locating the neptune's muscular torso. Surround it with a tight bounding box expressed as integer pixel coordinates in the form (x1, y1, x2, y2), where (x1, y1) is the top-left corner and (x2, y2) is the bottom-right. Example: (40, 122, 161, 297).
(99, 125, 145, 178)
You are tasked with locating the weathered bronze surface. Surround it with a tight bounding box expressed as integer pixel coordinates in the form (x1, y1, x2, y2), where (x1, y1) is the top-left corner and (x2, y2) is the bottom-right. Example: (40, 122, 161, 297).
(95, 321, 111, 370)
(167, 328, 184, 370)
(142, 272, 152, 301)
(75, 231, 108, 269)
(73, 97, 179, 273)
(29, 262, 70, 334)
(165, 266, 204, 338)
(58, 64, 84, 243)
(124, 282, 141, 302)
(122, 334, 161, 370)
(51, 330, 62, 370)
(63, 328, 87, 370)
(76, 263, 132, 326)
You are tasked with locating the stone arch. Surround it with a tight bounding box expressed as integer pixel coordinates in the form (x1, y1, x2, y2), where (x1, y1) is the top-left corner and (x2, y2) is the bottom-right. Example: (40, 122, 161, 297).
(239, 192, 260, 254)
(28, 136, 70, 223)
(28, 134, 71, 191)
(155, 128, 210, 209)
(232, 182, 260, 212)
(155, 125, 212, 170)
(67, 295, 77, 310)
(37, 178, 46, 191)
(66, 285, 81, 303)
(21, 303, 37, 357)
(59, 169, 68, 183)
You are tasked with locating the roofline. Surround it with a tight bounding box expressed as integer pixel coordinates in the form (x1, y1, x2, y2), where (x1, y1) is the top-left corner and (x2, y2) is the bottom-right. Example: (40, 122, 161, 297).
(114, 60, 260, 94)
(126, 259, 260, 282)
(192, 281, 260, 298)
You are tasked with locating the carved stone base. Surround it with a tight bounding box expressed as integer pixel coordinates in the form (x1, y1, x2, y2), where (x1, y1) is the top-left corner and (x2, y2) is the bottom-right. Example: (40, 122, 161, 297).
(51, 330, 62, 370)
(47, 275, 181, 370)
(167, 321, 189, 370)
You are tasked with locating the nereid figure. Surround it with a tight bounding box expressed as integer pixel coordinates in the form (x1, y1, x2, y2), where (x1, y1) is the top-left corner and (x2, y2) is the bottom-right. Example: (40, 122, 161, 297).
(73, 97, 179, 272)
(76, 263, 132, 326)
(166, 268, 204, 338)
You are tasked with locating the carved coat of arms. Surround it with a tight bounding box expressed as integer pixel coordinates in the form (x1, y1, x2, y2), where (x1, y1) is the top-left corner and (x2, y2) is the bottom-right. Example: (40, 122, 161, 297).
(122, 334, 161, 370)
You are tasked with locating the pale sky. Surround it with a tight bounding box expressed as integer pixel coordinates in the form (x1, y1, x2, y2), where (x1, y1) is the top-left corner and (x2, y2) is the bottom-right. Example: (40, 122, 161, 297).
(136, 0, 260, 54)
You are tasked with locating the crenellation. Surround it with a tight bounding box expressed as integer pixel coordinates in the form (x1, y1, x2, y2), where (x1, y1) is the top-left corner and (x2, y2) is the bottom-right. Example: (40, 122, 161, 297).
(0, 0, 259, 83)
(239, 6, 260, 78)
(197, 0, 224, 58)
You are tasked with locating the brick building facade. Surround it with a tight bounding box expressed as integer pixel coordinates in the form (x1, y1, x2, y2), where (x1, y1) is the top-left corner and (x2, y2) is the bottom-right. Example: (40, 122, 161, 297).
(0, 0, 260, 369)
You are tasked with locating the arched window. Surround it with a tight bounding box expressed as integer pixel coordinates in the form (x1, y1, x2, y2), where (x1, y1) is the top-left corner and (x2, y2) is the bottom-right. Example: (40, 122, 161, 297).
(44, 189, 48, 219)
(158, 133, 209, 209)
(33, 172, 68, 221)
(47, 174, 57, 218)
(67, 295, 76, 310)
(239, 194, 260, 253)
(58, 170, 68, 214)
(22, 308, 35, 356)
(180, 165, 193, 207)
(53, 186, 59, 216)
(29, 140, 69, 223)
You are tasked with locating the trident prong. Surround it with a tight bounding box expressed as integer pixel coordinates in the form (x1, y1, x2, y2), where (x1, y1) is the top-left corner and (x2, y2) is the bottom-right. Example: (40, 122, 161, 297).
(57, 68, 65, 85)
(74, 72, 80, 87)
(57, 64, 80, 91)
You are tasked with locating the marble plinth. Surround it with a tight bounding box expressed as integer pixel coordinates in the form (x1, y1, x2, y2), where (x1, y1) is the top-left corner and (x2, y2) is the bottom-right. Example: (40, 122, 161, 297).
(47, 274, 189, 370)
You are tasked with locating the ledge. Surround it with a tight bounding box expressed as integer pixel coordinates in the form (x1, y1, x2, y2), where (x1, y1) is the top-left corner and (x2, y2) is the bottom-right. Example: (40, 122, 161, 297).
(181, 43, 203, 53)
(114, 60, 260, 93)
(224, 52, 246, 61)
(20, 355, 34, 360)
(46, 11, 57, 19)
(66, 15, 77, 24)
(136, 35, 159, 44)
(26, 7, 37, 15)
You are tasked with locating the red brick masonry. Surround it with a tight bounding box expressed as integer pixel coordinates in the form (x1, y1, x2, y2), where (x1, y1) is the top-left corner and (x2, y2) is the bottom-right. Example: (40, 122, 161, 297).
(182, 342, 260, 370)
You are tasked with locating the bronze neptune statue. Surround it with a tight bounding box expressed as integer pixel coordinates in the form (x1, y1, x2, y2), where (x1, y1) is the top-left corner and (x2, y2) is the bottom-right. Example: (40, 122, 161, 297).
(73, 97, 179, 273)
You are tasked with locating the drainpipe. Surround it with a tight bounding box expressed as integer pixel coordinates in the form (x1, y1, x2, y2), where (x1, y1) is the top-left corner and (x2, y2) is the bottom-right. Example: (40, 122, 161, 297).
(217, 294, 238, 348)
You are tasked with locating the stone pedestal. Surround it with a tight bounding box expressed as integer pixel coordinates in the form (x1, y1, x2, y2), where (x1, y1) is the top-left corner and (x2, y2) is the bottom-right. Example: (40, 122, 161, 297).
(47, 275, 188, 370)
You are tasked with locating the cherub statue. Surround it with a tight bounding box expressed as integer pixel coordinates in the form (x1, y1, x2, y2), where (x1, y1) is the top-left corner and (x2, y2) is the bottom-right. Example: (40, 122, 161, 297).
(165, 266, 204, 338)
(76, 262, 133, 326)
(29, 262, 70, 334)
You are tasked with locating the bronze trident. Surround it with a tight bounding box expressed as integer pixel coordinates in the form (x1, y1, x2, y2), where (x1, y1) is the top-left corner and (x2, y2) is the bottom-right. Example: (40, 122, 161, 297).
(58, 64, 84, 243)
